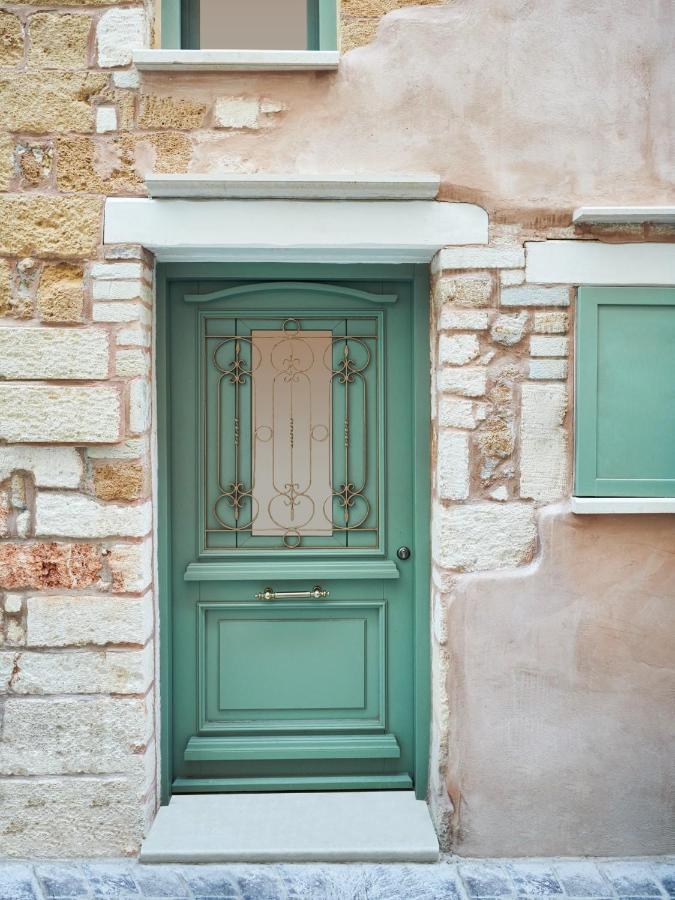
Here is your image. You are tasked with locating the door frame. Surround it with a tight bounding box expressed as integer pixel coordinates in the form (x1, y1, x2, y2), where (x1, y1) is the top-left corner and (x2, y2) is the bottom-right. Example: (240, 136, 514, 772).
(156, 261, 431, 802)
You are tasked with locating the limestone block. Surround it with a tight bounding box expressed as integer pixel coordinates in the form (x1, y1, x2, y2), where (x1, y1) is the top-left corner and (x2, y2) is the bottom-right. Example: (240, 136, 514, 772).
(500, 269, 525, 285)
(501, 285, 570, 307)
(0, 135, 14, 192)
(0, 196, 102, 257)
(0, 696, 152, 775)
(0, 72, 106, 133)
(93, 302, 151, 323)
(0, 385, 120, 443)
(520, 383, 568, 501)
(87, 438, 147, 460)
(435, 275, 493, 308)
(488, 485, 509, 501)
(490, 312, 528, 347)
(10, 644, 153, 695)
(436, 247, 525, 270)
(113, 69, 140, 89)
(433, 501, 537, 571)
(437, 431, 470, 500)
(530, 335, 569, 357)
(91, 262, 143, 280)
(438, 333, 480, 366)
(37, 263, 84, 322)
(0, 328, 109, 380)
(96, 106, 117, 133)
(139, 94, 207, 129)
(115, 348, 149, 377)
(4, 593, 22, 614)
(0, 446, 83, 488)
(93, 462, 146, 502)
(35, 494, 152, 539)
(438, 397, 487, 430)
(97, 8, 147, 67)
(0, 11, 23, 66)
(117, 325, 150, 347)
(26, 591, 153, 647)
(213, 98, 285, 130)
(129, 379, 151, 434)
(437, 366, 487, 397)
(28, 13, 91, 69)
(108, 538, 153, 593)
(92, 278, 150, 300)
(438, 308, 489, 331)
(533, 311, 569, 334)
(0, 542, 102, 590)
(528, 359, 568, 380)
(0, 776, 149, 859)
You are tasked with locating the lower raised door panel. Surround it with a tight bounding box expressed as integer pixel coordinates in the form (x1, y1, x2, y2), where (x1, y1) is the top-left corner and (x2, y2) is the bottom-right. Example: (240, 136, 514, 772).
(184, 734, 401, 762)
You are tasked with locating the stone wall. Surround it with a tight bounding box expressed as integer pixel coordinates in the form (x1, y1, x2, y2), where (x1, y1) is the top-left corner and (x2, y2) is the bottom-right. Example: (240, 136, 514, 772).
(0, 0, 673, 859)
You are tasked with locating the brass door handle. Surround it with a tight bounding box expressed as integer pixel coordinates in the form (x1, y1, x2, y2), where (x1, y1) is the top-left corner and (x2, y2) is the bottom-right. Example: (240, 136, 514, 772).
(255, 585, 329, 601)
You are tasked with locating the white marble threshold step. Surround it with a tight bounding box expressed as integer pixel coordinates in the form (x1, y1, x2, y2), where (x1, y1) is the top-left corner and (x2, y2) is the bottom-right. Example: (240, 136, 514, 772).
(140, 791, 440, 864)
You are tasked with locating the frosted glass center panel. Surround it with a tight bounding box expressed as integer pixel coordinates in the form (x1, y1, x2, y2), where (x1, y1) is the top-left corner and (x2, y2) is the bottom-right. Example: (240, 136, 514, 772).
(199, 0, 308, 50)
(252, 331, 333, 539)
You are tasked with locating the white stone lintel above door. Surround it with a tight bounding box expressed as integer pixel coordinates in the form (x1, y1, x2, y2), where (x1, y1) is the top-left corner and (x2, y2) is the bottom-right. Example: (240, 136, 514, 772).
(103, 195, 488, 263)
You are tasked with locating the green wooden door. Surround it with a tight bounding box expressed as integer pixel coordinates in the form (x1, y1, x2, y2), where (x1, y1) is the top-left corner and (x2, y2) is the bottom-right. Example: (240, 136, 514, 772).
(160, 265, 429, 797)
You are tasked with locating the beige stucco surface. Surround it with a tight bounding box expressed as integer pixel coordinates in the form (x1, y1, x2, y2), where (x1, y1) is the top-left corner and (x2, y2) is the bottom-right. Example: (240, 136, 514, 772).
(445, 506, 675, 856)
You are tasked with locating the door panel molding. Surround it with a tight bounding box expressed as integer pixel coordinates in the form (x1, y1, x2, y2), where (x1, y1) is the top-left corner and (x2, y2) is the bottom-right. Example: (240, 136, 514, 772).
(184, 734, 401, 762)
(184, 281, 399, 305)
(184, 560, 400, 581)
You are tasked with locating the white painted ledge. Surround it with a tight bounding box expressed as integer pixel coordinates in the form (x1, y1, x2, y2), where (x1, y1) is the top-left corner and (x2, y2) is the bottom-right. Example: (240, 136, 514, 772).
(145, 174, 440, 200)
(526, 240, 675, 285)
(104, 198, 488, 263)
(573, 206, 675, 225)
(133, 49, 340, 72)
(571, 497, 675, 515)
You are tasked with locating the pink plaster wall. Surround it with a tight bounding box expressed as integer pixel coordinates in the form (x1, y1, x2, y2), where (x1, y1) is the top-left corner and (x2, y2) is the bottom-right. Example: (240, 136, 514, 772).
(151, 0, 675, 214)
(446, 505, 675, 856)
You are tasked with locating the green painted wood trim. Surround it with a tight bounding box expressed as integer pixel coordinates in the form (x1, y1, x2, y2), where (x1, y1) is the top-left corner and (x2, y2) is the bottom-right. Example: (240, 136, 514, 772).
(161, 0, 182, 49)
(184, 560, 400, 581)
(412, 266, 431, 801)
(162, 262, 416, 282)
(184, 734, 400, 761)
(184, 282, 398, 305)
(307, 0, 338, 50)
(181, 0, 198, 49)
(173, 774, 414, 792)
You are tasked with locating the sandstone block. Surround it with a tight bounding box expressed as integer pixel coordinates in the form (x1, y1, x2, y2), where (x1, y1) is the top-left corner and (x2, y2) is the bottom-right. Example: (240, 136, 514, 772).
(437, 431, 470, 500)
(0, 196, 102, 257)
(0, 259, 11, 316)
(436, 247, 525, 270)
(478, 418, 515, 459)
(17, 142, 54, 188)
(129, 379, 151, 434)
(93, 462, 146, 502)
(342, 0, 441, 12)
(10, 644, 153, 695)
(433, 501, 537, 571)
(97, 8, 147, 67)
(438, 333, 480, 366)
(55, 135, 144, 195)
(0, 135, 14, 192)
(0, 11, 23, 66)
(0, 776, 149, 859)
(28, 13, 91, 69)
(0, 488, 10, 538)
(0, 542, 102, 590)
(0, 696, 152, 775)
(0, 328, 109, 380)
(501, 285, 570, 307)
(533, 311, 569, 333)
(139, 94, 207, 129)
(37, 263, 84, 322)
(435, 275, 493, 308)
(0, 72, 106, 133)
(115, 348, 149, 377)
(490, 312, 528, 347)
(108, 538, 152, 593)
(437, 366, 487, 398)
(528, 359, 568, 380)
(35, 494, 152, 539)
(341, 19, 379, 51)
(0, 385, 120, 443)
(530, 335, 569, 357)
(438, 308, 489, 331)
(0, 446, 82, 488)
(520, 383, 568, 501)
(438, 397, 486, 430)
(26, 592, 153, 646)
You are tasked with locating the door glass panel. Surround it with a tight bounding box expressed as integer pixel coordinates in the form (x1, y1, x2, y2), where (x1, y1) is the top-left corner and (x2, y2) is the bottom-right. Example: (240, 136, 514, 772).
(199, 0, 308, 51)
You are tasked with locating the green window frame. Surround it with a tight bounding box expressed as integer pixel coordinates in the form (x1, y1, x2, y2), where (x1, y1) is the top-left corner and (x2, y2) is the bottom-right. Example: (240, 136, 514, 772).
(161, 0, 337, 50)
(575, 286, 675, 498)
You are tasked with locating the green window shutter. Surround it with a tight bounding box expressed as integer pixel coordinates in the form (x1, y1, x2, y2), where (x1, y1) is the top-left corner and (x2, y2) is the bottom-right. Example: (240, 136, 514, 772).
(575, 287, 675, 497)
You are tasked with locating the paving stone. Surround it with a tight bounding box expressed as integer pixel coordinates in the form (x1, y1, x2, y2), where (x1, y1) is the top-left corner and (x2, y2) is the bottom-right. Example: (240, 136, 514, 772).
(652, 863, 675, 897)
(36, 863, 90, 898)
(554, 862, 612, 898)
(506, 863, 564, 896)
(232, 867, 288, 899)
(600, 863, 663, 896)
(0, 864, 39, 900)
(460, 861, 514, 896)
(180, 867, 240, 898)
(82, 862, 142, 898)
(133, 866, 190, 898)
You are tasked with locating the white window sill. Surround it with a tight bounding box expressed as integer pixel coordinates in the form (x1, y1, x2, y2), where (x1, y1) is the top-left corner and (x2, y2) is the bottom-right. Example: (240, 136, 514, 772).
(571, 497, 675, 514)
(573, 206, 675, 225)
(132, 50, 340, 73)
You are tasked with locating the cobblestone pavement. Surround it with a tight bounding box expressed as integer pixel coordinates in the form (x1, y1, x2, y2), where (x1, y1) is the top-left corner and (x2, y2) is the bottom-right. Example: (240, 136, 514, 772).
(0, 858, 673, 900)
